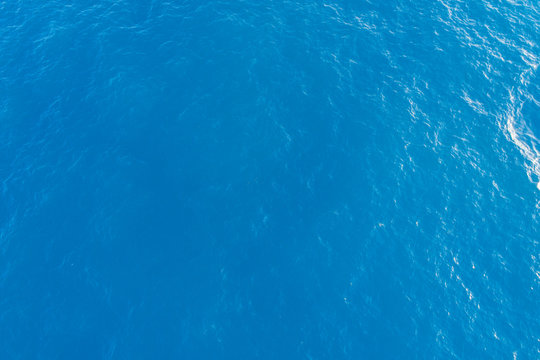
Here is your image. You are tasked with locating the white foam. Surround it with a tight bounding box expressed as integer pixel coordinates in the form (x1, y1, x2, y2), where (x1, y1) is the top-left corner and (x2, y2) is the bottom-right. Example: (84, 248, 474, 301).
(504, 65, 540, 189)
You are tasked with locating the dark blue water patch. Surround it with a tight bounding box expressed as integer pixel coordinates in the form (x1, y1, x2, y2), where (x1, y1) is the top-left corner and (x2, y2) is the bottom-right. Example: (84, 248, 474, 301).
(1, 0, 540, 359)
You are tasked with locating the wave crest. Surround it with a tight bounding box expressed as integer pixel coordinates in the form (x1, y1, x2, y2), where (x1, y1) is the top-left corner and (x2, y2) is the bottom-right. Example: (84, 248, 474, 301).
(505, 64, 540, 189)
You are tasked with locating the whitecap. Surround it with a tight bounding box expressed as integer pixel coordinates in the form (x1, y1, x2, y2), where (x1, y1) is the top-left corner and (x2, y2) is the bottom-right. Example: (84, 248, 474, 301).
(504, 65, 540, 189)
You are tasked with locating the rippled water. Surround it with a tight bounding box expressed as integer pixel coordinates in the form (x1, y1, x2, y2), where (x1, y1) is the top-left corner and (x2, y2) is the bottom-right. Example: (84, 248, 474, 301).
(1, 0, 539, 359)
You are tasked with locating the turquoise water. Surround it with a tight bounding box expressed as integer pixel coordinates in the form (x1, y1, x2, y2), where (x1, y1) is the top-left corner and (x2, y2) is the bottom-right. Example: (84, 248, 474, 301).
(1, 0, 539, 358)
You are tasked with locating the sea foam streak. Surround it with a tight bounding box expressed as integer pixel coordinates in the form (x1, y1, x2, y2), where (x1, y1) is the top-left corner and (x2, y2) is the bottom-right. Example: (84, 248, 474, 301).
(504, 64, 540, 189)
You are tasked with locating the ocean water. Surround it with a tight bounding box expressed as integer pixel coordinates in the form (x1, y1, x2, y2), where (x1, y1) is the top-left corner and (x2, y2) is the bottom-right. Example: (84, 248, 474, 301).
(0, 0, 539, 359)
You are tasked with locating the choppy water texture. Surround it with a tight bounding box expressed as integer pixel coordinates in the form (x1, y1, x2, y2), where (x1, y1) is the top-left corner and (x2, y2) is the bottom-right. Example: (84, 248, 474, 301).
(1, 0, 539, 359)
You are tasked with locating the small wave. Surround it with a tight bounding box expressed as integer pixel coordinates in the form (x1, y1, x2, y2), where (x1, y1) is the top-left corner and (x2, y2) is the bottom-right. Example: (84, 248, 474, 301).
(504, 64, 540, 189)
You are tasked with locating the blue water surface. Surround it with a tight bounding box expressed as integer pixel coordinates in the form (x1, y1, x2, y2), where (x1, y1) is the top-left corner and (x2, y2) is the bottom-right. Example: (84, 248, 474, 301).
(1, 0, 539, 359)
